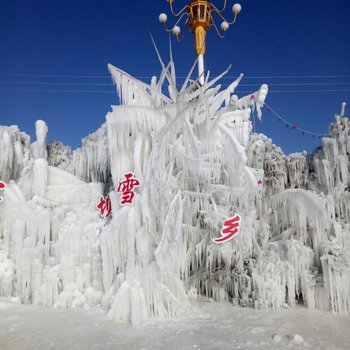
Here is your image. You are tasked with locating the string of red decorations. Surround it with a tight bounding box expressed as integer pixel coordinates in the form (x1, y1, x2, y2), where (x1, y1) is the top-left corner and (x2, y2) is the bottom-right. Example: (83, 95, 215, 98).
(263, 102, 330, 139)
(228, 97, 331, 139)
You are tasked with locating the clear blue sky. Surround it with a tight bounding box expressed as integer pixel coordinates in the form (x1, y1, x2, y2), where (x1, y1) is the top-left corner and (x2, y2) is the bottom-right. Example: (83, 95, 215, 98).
(0, 0, 349, 155)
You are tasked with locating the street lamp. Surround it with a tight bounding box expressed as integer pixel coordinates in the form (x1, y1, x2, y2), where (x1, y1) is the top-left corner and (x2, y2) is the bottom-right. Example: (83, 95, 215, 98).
(159, 0, 242, 85)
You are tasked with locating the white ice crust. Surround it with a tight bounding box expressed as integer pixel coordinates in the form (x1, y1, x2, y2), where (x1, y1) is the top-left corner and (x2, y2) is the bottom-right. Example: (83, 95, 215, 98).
(1, 57, 350, 327)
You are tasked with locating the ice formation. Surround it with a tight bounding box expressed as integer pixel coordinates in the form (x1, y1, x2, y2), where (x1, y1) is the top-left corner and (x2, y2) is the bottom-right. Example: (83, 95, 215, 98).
(1, 56, 350, 327)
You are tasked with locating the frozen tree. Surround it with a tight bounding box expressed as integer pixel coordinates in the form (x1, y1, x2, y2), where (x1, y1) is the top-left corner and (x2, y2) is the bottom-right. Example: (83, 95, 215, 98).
(47, 141, 73, 171)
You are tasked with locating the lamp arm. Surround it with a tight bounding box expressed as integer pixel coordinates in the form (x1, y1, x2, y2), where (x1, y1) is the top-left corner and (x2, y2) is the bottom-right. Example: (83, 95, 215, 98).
(210, 8, 227, 23)
(211, 8, 238, 25)
(210, 16, 225, 39)
(169, 2, 189, 17)
(227, 12, 238, 25)
(210, 0, 227, 14)
(165, 12, 190, 32)
(178, 23, 189, 42)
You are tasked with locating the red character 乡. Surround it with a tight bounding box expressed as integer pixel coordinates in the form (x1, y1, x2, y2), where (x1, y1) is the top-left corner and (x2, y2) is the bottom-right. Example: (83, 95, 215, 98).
(213, 214, 241, 243)
(117, 172, 140, 205)
(96, 195, 112, 218)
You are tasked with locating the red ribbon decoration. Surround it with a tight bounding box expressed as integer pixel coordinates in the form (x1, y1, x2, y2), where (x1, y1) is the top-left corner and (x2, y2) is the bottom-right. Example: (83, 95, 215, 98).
(0, 180, 6, 203)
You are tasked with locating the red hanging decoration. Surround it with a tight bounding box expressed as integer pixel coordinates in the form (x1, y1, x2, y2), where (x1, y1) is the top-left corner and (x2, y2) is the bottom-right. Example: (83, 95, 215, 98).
(0, 180, 6, 204)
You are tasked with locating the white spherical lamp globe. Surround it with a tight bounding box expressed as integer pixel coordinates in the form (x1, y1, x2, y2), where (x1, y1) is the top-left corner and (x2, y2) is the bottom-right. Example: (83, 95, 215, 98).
(159, 13, 168, 24)
(221, 21, 229, 31)
(172, 26, 181, 36)
(233, 3, 242, 14)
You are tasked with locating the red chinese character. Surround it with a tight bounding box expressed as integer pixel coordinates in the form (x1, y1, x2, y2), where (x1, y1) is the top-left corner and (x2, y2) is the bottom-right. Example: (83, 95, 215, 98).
(0, 180, 6, 204)
(117, 172, 140, 205)
(96, 195, 112, 218)
(213, 214, 241, 243)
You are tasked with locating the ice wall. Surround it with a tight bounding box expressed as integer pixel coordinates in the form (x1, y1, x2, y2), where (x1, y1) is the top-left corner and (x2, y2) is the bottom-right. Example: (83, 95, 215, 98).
(72, 124, 110, 183)
(245, 103, 350, 313)
(0, 122, 105, 308)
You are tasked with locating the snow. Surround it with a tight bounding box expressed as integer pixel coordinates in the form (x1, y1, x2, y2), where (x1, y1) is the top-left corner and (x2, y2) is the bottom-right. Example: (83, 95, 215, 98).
(0, 299, 349, 350)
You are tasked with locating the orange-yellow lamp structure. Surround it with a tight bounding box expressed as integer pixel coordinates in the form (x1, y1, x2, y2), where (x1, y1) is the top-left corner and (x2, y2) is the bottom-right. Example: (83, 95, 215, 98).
(160, 0, 242, 85)
(188, 1, 212, 55)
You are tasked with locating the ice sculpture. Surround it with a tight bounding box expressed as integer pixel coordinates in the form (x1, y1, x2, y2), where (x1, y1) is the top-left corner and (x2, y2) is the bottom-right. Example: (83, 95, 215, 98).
(1, 55, 350, 328)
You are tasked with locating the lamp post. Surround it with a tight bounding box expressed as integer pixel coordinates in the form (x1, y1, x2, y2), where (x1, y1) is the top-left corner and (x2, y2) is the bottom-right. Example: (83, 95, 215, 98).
(159, 0, 242, 85)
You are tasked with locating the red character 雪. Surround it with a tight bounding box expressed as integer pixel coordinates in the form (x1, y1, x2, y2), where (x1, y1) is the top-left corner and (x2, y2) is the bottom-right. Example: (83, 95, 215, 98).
(117, 172, 140, 205)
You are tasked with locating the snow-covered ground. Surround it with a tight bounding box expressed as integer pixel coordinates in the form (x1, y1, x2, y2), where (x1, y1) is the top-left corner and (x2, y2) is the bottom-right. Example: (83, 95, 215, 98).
(1, 298, 349, 350)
